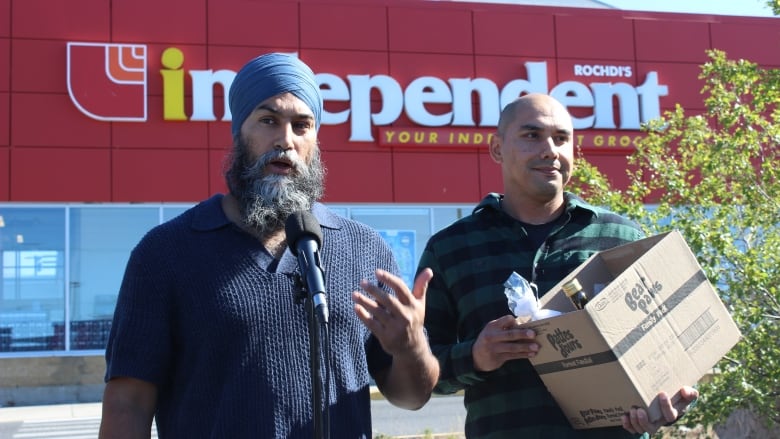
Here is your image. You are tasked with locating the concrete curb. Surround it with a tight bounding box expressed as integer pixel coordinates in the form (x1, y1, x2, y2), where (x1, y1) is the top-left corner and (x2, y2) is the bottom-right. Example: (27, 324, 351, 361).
(0, 402, 102, 422)
(0, 386, 384, 423)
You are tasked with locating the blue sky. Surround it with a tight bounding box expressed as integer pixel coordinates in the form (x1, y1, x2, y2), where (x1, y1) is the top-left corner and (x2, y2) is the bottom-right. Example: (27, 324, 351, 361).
(601, 0, 775, 17)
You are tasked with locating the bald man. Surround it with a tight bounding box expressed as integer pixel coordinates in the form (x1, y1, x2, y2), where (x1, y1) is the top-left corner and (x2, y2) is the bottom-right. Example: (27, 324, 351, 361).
(418, 94, 697, 439)
(99, 53, 438, 439)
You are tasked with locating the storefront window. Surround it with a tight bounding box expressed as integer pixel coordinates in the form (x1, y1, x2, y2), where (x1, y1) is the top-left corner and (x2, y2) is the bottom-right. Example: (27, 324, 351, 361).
(342, 205, 471, 287)
(67, 207, 160, 351)
(162, 205, 194, 222)
(0, 208, 65, 353)
(350, 207, 430, 287)
(0, 202, 473, 356)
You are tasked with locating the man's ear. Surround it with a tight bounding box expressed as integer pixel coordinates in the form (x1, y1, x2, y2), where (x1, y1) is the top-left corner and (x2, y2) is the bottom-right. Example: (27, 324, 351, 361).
(488, 134, 502, 164)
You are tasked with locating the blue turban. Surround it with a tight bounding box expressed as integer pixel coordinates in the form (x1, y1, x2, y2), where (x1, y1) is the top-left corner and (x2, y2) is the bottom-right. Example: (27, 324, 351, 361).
(228, 53, 323, 137)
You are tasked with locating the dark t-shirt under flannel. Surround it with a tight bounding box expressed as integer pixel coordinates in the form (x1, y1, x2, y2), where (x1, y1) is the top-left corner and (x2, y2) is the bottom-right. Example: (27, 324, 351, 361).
(420, 192, 647, 439)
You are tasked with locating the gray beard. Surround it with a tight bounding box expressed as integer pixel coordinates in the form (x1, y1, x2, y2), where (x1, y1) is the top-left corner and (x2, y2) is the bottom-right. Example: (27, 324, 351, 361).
(225, 141, 326, 238)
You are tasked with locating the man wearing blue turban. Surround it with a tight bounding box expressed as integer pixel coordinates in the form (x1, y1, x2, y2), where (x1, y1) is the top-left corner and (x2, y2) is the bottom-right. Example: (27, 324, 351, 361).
(228, 52, 323, 137)
(100, 53, 439, 438)
(224, 52, 327, 239)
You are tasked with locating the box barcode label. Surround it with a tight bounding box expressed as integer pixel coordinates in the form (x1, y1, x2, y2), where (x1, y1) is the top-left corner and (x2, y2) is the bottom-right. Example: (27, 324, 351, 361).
(679, 309, 715, 350)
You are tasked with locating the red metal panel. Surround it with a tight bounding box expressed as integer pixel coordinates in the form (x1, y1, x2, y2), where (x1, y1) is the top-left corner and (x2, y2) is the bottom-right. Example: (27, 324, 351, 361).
(207, 0, 299, 47)
(319, 150, 394, 202)
(473, 9, 556, 57)
(112, 149, 209, 202)
(307, 49, 389, 76)
(474, 55, 559, 93)
(207, 120, 233, 151)
(12, 0, 109, 40)
(584, 154, 634, 195)
(0, 92, 7, 146)
(113, 0, 206, 44)
(301, 3, 387, 51)
(10, 148, 111, 201)
(0, 147, 7, 200)
(147, 43, 208, 98)
(376, 51, 478, 148)
(12, 93, 111, 147)
(306, 49, 393, 153)
(0, 0, 8, 38)
(388, 6, 473, 55)
(0, 39, 8, 91)
(555, 58, 638, 130)
(318, 123, 378, 153)
(3, 0, 780, 205)
(556, 58, 637, 86)
(711, 20, 780, 66)
(576, 130, 643, 153)
(637, 61, 705, 112)
(113, 96, 209, 149)
(556, 14, 635, 60)
(306, 49, 391, 153)
(389, 52, 474, 85)
(635, 19, 710, 63)
(479, 152, 502, 197)
(11, 39, 65, 93)
(208, 46, 297, 75)
(393, 151, 481, 203)
(208, 149, 229, 196)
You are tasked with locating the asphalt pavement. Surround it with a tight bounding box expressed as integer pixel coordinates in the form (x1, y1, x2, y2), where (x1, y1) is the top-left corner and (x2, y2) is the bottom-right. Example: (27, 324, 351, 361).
(0, 395, 466, 439)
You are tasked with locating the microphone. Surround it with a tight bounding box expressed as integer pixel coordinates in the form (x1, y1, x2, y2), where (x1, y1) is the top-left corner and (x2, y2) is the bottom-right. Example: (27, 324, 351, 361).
(285, 211, 329, 323)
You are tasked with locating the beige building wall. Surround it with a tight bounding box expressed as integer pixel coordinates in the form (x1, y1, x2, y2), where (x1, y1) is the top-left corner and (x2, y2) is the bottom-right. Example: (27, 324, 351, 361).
(0, 356, 104, 407)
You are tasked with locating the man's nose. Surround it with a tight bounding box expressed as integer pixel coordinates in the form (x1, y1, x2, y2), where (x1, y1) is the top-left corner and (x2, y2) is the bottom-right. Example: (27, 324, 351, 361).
(274, 124, 295, 150)
(539, 137, 559, 159)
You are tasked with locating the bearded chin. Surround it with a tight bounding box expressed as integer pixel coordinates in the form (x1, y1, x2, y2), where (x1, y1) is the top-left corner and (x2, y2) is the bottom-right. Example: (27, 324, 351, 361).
(227, 145, 325, 238)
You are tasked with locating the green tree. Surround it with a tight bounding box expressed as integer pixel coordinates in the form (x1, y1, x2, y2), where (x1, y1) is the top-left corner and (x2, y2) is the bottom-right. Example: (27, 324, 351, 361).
(768, 0, 780, 15)
(570, 50, 780, 434)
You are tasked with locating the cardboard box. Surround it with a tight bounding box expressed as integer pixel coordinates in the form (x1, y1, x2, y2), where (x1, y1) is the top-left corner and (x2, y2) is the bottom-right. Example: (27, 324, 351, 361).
(520, 231, 741, 429)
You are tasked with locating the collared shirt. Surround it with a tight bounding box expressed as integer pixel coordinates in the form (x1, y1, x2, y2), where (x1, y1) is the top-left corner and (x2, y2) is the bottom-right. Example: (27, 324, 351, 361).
(420, 192, 646, 439)
(106, 194, 397, 438)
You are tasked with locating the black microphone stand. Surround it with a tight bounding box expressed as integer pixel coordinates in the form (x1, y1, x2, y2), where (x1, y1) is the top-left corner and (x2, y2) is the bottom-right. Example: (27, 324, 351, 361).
(301, 279, 331, 439)
(285, 211, 331, 439)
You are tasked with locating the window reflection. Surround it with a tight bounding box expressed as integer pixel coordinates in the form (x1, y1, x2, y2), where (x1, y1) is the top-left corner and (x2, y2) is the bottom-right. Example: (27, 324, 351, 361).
(341, 205, 469, 288)
(162, 204, 194, 222)
(0, 202, 472, 355)
(67, 207, 160, 351)
(0, 208, 65, 352)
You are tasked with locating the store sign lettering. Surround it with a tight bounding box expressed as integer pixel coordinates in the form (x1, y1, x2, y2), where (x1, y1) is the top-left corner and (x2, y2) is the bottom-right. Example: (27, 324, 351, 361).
(375, 128, 645, 149)
(378, 128, 495, 147)
(573, 64, 633, 78)
(67, 42, 670, 142)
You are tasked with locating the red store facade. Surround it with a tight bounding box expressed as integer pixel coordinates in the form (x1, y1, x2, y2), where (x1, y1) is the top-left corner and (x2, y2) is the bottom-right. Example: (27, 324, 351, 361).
(0, 0, 779, 405)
